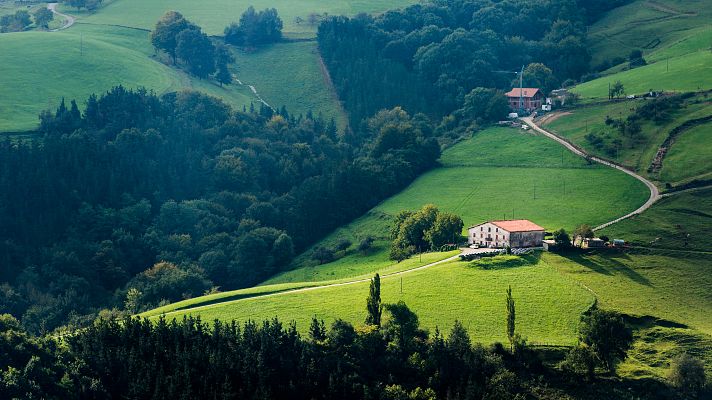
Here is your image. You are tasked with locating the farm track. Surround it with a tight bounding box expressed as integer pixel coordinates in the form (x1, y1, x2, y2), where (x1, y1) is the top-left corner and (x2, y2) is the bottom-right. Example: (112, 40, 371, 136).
(522, 117, 661, 231)
(47, 3, 75, 31)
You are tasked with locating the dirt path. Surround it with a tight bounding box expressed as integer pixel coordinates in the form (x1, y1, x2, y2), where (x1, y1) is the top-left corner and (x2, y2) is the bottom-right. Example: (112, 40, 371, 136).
(157, 254, 462, 318)
(522, 117, 661, 231)
(47, 3, 75, 32)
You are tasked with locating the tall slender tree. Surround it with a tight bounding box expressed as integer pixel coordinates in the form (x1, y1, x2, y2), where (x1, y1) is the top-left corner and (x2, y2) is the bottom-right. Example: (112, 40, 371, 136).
(365, 273, 382, 326)
(506, 285, 516, 351)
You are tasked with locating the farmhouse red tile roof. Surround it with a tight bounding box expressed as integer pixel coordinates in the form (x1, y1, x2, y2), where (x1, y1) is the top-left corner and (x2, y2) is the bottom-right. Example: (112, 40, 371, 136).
(505, 88, 541, 98)
(490, 220, 545, 232)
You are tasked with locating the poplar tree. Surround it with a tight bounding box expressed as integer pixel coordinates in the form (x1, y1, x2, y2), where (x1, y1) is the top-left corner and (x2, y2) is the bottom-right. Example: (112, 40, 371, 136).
(365, 273, 382, 326)
(506, 285, 515, 351)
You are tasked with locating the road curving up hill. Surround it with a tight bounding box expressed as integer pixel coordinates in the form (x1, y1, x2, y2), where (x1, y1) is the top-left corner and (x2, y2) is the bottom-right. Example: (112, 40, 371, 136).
(47, 3, 76, 31)
(522, 116, 661, 231)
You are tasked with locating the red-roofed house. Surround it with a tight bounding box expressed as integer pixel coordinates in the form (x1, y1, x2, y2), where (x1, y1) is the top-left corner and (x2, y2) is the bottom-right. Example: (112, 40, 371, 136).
(467, 219, 545, 248)
(505, 88, 544, 112)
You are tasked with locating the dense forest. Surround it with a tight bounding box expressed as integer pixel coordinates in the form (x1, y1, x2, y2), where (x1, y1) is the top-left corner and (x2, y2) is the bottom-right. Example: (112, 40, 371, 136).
(317, 0, 630, 125)
(0, 87, 440, 332)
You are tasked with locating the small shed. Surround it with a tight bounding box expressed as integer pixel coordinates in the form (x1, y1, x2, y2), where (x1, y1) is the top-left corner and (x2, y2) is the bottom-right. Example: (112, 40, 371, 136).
(584, 238, 605, 248)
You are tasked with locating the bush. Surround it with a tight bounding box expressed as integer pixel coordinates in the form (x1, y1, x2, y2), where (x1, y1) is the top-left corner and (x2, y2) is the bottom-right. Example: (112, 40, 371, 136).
(312, 246, 335, 265)
(358, 236, 375, 253)
(668, 353, 706, 396)
(334, 238, 352, 252)
(561, 345, 597, 380)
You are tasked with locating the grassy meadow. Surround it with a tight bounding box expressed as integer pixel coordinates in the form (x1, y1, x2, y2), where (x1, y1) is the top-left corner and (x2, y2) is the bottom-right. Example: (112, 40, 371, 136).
(601, 188, 712, 252)
(0, 23, 345, 131)
(272, 126, 648, 283)
(574, 50, 712, 100)
(543, 95, 712, 184)
(659, 121, 712, 184)
(153, 255, 596, 346)
(58, 0, 420, 36)
(547, 251, 712, 378)
(587, 0, 712, 67)
(0, 29, 181, 132)
(231, 41, 347, 127)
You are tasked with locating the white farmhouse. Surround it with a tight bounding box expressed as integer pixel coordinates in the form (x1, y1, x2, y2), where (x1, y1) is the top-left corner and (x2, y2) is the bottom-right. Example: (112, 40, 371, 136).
(467, 219, 545, 248)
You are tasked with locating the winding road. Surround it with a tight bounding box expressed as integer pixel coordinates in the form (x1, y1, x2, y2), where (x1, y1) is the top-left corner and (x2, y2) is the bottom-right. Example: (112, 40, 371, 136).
(521, 116, 661, 231)
(47, 3, 76, 32)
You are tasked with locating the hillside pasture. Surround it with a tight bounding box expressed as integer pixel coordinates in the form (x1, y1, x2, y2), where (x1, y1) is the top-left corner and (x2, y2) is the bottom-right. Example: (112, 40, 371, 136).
(543, 95, 712, 181)
(547, 251, 712, 378)
(58, 0, 421, 36)
(574, 50, 712, 100)
(587, 0, 712, 67)
(0, 29, 179, 132)
(154, 256, 596, 346)
(601, 188, 712, 252)
(271, 127, 648, 285)
(231, 41, 347, 127)
(659, 121, 712, 184)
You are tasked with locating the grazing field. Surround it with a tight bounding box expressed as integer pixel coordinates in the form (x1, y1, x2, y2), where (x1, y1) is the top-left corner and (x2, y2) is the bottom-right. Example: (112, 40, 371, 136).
(0, 25, 258, 131)
(58, 0, 420, 36)
(574, 50, 712, 100)
(153, 255, 596, 346)
(659, 121, 712, 184)
(587, 0, 712, 67)
(0, 29, 179, 131)
(0, 23, 348, 131)
(601, 188, 712, 252)
(543, 96, 712, 181)
(232, 41, 347, 127)
(547, 251, 712, 378)
(268, 126, 648, 284)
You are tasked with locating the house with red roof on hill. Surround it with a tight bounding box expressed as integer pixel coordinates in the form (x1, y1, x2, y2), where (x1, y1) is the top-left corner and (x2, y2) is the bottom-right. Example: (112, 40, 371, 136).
(505, 88, 545, 112)
(467, 219, 545, 248)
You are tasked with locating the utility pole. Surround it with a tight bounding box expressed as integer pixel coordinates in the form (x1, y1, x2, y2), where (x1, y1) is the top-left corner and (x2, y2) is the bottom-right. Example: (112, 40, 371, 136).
(519, 65, 524, 114)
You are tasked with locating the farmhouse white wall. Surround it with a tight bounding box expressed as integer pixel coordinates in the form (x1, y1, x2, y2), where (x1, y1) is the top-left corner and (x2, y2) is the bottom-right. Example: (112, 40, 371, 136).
(467, 222, 544, 248)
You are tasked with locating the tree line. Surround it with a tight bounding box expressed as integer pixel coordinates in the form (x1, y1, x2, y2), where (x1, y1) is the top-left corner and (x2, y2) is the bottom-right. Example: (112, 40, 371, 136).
(151, 11, 234, 84)
(0, 86, 441, 333)
(0, 7, 54, 33)
(316, 0, 626, 128)
(1, 274, 706, 399)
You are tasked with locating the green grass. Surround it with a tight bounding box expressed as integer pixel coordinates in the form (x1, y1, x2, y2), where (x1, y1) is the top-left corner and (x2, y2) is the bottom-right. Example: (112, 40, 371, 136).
(58, 0, 420, 36)
(0, 22, 346, 131)
(365, 127, 648, 232)
(588, 0, 712, 67)
(543, 95, 712, 182)
(574, 50, 712, 100)
(266, 247, 458, 284)
(231, 41, 347, 127)
(659, 121, 712, 184)
(143, 250, 460, 317)
(274, 126, 648, 283)
(4, 23, 366, 131)
(0, 29, 179, 131)
(546, 251, 712, 378)
(601, 188, 712, 252)
(153, 256, 596, 346)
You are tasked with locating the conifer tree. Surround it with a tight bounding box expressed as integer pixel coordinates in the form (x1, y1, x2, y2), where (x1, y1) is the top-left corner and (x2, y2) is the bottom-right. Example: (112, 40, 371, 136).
(506, 285, 515, 351)
(365, 273, 382, 326)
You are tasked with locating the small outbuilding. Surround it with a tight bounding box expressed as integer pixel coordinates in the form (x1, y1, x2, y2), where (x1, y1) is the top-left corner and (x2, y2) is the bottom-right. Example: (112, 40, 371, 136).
(584, 238, 605, 248)
(468, 219, 545, 248)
